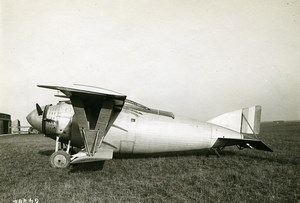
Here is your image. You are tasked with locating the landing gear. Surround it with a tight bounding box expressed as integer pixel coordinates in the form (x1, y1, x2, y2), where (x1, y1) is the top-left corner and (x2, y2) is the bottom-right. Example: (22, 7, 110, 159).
(50, 151, 70, 168)
(210, 147, 224, 158)
(49, 136, 71, 168)
(211, 148, 221, 158)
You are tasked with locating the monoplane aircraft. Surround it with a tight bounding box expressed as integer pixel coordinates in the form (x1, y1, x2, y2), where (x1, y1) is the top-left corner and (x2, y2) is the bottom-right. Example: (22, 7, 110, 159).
(26, 84, 272, 168)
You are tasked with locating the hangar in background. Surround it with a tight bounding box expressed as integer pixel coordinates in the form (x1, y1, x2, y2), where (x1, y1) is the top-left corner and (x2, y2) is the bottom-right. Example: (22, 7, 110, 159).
(0, 113, 11, 134)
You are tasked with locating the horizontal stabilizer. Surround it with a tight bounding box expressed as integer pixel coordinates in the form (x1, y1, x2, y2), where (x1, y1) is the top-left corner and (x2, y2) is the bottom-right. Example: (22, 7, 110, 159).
(212, 138, 273, 152)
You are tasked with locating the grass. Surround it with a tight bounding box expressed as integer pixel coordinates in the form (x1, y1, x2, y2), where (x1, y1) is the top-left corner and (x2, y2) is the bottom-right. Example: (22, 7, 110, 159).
(0, 122, 299, 203)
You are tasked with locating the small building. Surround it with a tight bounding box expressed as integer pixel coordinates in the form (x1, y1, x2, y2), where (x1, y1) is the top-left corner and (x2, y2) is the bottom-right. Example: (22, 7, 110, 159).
(0, 113, 11, 134)
(11, 119, 21, 134)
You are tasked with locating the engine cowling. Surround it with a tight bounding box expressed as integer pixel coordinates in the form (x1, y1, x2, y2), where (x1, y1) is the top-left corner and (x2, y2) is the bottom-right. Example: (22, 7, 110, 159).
(27, 101, 88, 148)
(42, 102, 74, 136)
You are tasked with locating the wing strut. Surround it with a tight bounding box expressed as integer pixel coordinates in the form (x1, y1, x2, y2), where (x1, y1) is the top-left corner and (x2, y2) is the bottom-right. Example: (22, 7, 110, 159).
(70, 96, 114, 156)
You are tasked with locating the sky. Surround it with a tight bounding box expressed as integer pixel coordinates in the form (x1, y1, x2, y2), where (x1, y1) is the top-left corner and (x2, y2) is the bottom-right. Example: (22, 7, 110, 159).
(1, 0, 300, 125)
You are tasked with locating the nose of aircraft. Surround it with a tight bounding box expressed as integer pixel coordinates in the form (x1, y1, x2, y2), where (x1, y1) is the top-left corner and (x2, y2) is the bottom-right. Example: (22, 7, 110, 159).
(26, 109, 43, 132)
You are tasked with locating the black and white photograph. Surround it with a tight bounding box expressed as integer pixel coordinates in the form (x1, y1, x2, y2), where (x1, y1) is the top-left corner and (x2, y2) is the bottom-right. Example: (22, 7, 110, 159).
(0, 0, 299, 202)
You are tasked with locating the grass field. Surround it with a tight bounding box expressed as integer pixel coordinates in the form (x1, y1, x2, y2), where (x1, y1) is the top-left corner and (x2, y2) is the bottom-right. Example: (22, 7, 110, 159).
(0, 122, 299, 203)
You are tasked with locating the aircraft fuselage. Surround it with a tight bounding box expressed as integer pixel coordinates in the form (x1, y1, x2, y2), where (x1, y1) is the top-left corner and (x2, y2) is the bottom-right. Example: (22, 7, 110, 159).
(27, 101, 242, 154)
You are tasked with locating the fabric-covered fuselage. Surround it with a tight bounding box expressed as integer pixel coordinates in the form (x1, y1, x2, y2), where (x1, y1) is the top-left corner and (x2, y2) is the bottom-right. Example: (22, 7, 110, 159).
(27, 101, 242, 153)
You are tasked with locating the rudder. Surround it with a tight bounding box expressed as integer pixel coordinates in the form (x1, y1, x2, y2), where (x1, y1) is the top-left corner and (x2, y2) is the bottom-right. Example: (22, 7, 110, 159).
(241, 106, 261, 134)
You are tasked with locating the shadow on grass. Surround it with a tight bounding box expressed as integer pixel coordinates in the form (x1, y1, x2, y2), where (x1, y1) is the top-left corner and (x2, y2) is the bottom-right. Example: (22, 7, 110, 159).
(69, 161, 105, 173)
(38, 148, 239, 160)
(38, 150, 54, 156)
(113, 148, 286, 165)
(112, 149, 238, 159)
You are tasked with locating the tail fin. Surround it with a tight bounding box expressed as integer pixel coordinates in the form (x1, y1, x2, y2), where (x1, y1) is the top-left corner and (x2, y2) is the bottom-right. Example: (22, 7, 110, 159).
(207, 106, 262, 135)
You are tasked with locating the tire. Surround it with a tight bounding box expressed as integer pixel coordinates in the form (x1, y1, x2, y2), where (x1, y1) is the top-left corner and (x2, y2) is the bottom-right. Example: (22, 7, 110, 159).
(50, 151, 71, 168)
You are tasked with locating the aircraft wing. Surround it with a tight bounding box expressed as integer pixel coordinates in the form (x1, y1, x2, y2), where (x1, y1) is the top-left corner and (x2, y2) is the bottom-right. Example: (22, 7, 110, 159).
(38, 84, 126, 99)
(212, 138, 273, 152)
(38, 84, 127, 158)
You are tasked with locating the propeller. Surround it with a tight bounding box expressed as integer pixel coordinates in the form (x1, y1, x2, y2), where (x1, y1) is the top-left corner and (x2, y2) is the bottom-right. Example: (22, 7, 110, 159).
(36, 103, 43, 116)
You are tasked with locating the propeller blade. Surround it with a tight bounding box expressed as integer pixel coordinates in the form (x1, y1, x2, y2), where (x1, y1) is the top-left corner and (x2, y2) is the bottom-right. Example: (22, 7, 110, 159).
(36, 103, 43, 116)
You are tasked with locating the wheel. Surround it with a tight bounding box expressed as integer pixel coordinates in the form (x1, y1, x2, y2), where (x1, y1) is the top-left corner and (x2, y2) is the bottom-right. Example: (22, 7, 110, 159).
(50, 151, 70, 168)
